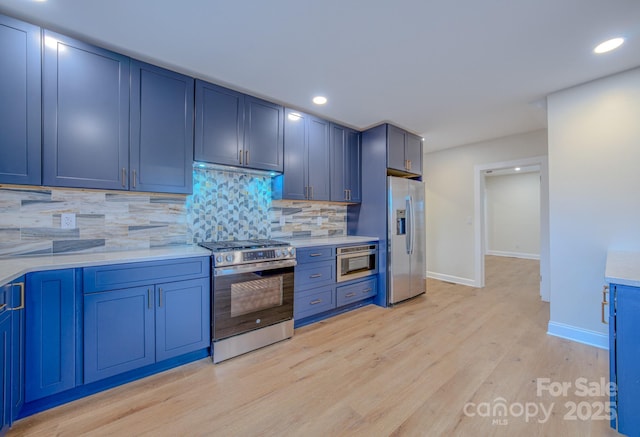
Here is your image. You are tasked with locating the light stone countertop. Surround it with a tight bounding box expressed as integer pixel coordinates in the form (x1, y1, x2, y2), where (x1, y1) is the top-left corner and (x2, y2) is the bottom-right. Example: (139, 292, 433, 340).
(0, 245, 212, 285)
(283, 236, 379, 248)
(605, 251, 640, 288)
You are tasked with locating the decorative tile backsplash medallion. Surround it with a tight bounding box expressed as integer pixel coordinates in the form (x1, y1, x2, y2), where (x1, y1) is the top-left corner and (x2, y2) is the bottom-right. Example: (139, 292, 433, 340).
(0, 185, 188, 257)
(270, 200, 347, 239)
(187, 168, 272, 242)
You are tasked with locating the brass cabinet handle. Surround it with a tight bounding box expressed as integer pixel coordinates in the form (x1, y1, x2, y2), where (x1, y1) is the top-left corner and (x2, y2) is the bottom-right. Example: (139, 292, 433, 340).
(245, 150, 249, 165)
(159, 287, 163, 307)
(122, 168, 126, 187)
(239, 149, 243, 165)
(10, 282, 25, 310)
(310, 273, 322, 278)
(601, 285, 609, 324)
(132, 169, 137, 189)
(147, 289, 152, 309)
(345, 292, 356, 298)
(310, 299, 322, 305)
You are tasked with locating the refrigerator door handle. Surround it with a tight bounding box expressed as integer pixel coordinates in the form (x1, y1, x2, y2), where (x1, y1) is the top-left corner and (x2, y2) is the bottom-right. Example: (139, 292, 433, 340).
(406, 197, 412, 254)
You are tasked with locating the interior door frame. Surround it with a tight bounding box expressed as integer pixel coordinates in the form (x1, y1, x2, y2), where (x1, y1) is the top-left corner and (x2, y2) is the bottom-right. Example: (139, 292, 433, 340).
(473, 155, 550, 301)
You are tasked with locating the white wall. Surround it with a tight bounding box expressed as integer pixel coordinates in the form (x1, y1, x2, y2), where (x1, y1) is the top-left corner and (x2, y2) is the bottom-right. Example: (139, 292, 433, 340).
(424, 129, 548, 285)
(485, 172, 540, 259)
(547, 67, 640, 348)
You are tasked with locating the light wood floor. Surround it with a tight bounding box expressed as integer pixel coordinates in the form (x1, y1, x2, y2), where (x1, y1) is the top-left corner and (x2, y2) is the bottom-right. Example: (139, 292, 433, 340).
(10, 256, 619, 436)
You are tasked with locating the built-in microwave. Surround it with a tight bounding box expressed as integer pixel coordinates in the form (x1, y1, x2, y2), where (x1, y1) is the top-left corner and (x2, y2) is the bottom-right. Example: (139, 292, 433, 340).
(336, 244, 378, 282)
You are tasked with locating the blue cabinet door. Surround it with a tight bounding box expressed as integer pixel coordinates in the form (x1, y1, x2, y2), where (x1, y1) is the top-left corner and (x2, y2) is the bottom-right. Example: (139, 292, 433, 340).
(9, 279, 24, 422)
(155, 278, 210, 361)
(244, 96, 284, 172)
(0, 311, 10, 435)
(279, 108, 308, 200)
(25, 270, 76, 401)
(130, 60, 194, 194)
(307, 116, 330, 201)
(405, 133, 422, 176)
(387, 124, 407, 172)
(346, 128, 362, 202)
(194, 80, 243, 166)
(614, 285, 640, 435)
(42, 30, 130, 190)
(0, 14, 41, 186)
(84, 286, 155, 384)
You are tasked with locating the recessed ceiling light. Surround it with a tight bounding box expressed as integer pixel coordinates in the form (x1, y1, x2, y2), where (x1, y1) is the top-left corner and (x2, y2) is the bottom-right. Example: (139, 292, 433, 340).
(312, 96, 327, 105)
(514, 167, 521, 171)
(594, 37, 624, 54)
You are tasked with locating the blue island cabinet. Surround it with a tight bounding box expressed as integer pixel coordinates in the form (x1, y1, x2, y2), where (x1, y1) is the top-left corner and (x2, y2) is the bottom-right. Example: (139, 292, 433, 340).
(83, 258, 210, 383)
(609, 284, 640, 435)
(25, 270, 76, 403)
(0, 14, 41, 186)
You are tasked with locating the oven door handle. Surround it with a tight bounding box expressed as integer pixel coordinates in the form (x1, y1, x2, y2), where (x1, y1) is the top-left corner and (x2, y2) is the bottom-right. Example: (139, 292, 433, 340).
(214, 259, 297, 276)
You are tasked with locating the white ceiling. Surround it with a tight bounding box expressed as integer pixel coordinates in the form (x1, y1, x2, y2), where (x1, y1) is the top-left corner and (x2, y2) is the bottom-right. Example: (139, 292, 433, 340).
(2, 0, 639, 152)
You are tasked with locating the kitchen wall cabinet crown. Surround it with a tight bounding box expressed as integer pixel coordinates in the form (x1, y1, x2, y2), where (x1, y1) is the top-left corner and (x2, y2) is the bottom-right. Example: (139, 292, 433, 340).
(195, 80, 284, 173)
(387, 124, 423, 176)
(273, 108, 331, 201)
(330, 124, 361, 202)
(0, 14, 41, 186)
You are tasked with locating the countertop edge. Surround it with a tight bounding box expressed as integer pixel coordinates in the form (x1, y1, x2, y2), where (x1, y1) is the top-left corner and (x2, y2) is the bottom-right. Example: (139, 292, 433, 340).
(0, 246, 212, 285)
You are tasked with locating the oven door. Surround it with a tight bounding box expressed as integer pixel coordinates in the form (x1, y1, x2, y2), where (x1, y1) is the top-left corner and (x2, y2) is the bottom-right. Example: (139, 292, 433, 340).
(213, 260, 295, 341)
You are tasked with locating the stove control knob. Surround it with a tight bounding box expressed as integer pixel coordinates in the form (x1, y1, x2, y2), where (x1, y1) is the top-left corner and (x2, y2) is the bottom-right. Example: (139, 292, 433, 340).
(289, 248, 296, 257)
(225, 254, 233, 263)
(216, 255, 223, 263)
(275, 249, 282, 257)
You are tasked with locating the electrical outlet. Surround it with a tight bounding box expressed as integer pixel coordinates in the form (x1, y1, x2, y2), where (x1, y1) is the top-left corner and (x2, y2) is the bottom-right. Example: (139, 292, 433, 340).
(61, 213, 76, 229)
(279, 216, 286, 226)
(317, 216, 323, 226)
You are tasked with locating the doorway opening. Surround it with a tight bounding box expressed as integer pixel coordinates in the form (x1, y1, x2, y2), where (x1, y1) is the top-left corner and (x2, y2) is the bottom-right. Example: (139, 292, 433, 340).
(473, 156, 549, 301)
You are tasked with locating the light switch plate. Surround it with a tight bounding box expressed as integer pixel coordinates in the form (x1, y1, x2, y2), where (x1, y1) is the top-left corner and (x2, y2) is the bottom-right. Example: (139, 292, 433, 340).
(317, 216, 322, 226)
(279, 216, 286, 226)
(61, 213, 76, 229)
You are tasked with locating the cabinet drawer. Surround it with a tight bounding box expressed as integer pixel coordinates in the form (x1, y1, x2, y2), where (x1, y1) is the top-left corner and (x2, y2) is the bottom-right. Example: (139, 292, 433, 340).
(84, 257, 209, 292)
(295, 286, 335, 320)
(336, 277, 377, 307)
(295, 260, 335, 289)
(296, 246, 334, 263)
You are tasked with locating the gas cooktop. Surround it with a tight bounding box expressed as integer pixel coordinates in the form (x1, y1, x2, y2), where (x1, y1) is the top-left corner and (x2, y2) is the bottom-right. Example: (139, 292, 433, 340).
(198, 239, 295, 267)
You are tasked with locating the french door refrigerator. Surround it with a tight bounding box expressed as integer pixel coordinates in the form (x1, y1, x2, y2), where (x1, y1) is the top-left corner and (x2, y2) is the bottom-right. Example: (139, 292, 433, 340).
(388, 176, 426, 304)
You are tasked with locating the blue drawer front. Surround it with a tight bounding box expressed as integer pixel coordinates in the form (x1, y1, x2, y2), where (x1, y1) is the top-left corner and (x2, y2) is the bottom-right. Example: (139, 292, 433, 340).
(84, 257, 209, 292)
(296, 246, 334, 264)
(295, 261, 335, 289)
(336, 277, 377, 307)
(295, 286, 335, 319)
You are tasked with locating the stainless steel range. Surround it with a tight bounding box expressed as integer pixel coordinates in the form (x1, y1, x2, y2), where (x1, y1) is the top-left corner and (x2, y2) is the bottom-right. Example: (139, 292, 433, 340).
(198, 239, 296, 363)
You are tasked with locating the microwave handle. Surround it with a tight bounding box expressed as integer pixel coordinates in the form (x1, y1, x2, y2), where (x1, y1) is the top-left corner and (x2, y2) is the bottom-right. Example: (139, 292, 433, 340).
(214, 259, 296, 276)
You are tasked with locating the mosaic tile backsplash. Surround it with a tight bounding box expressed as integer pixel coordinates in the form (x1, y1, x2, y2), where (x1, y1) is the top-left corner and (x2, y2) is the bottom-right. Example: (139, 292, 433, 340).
(0, 168, 348, 257)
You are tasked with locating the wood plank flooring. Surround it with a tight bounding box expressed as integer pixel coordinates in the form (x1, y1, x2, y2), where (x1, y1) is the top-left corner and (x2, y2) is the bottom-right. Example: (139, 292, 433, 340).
(10, 256, 619, 436)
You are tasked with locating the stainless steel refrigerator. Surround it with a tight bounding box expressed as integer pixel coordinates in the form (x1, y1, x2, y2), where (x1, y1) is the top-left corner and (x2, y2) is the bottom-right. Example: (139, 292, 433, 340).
(388, 176, 426, 304)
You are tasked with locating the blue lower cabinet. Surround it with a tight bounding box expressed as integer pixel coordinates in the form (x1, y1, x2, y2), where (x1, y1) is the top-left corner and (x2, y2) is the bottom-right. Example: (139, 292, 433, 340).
(155, 278, 209, 362)
(9, 279, 25, 423)
(0, 311, 10, 435)
(25, 270, 77, 402)
(294, 286, 335, 320)
(85, 277, 210, 383)
(336, 277, 377, 307)
(84, 286, 155, 384)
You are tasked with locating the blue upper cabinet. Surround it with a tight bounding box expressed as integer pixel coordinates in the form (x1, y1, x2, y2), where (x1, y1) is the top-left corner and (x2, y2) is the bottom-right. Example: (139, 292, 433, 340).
(195, 80, 284, 172)
(274, 109, 329, 201)
(330, 124, 361, 203)
(243, 96, 284, 172)
(130, 60, 194, 194)
(194, 81, 244, 167)
(387, 124, 422, 176)
(42, 30, 130, 190)
(0, 14, 41, 186)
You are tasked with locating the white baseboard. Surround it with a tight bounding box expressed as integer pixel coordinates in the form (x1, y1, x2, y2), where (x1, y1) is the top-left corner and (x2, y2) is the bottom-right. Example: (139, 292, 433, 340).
(486, 250, 540, 260)
(547, 321, 608, 350)
(426, 271, 478, 287)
